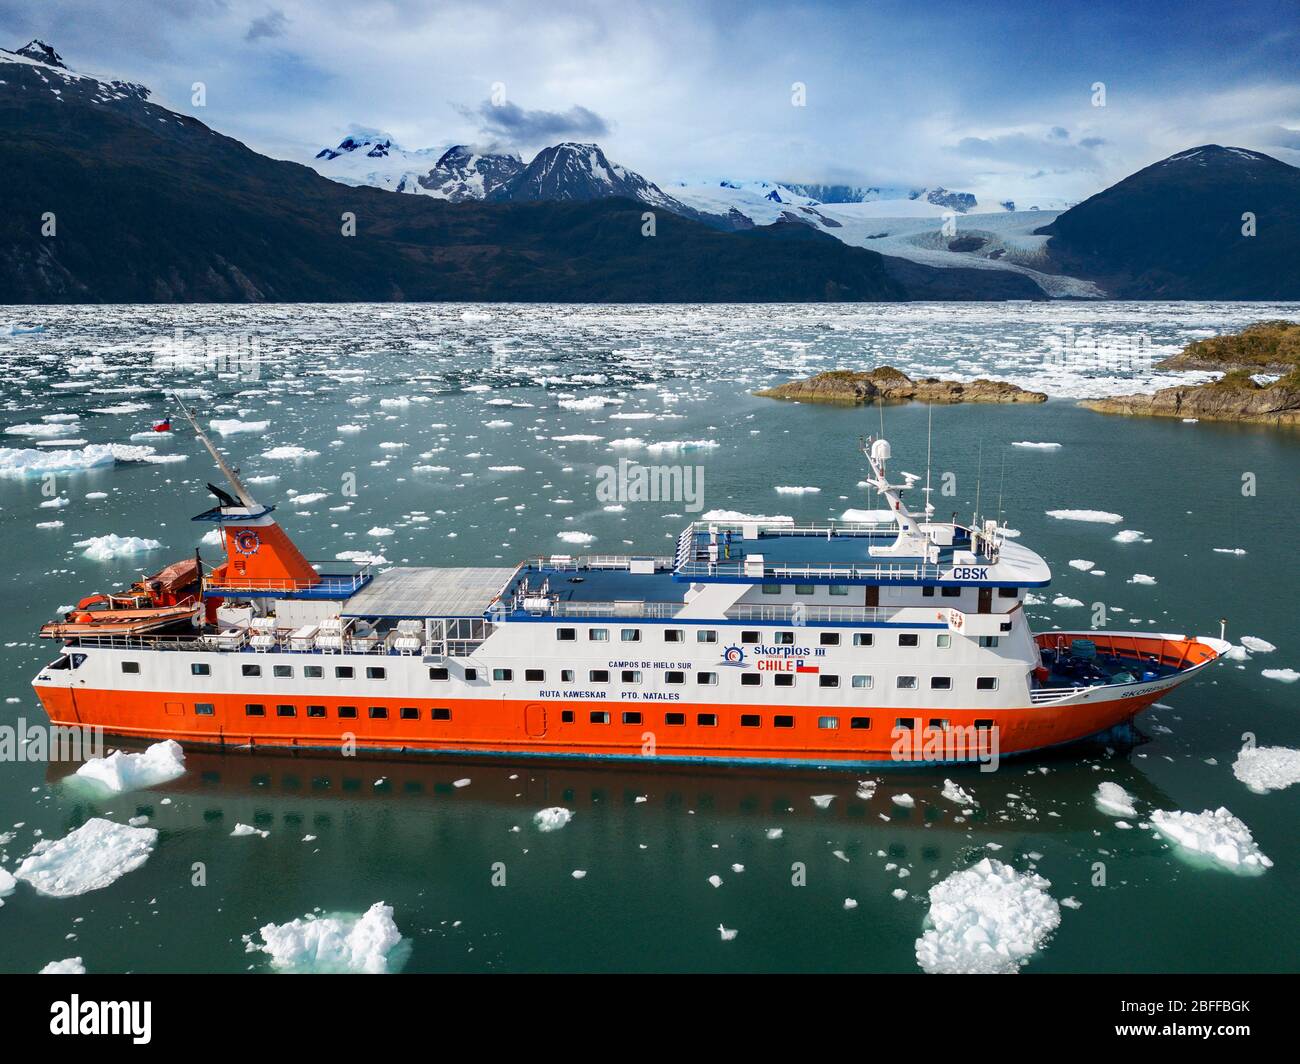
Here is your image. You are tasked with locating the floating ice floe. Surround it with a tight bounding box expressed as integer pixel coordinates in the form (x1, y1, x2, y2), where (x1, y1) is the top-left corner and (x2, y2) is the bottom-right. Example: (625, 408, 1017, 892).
(1213, 547, 1247, 555)
(75, 534, 162, 561)
(16, 818, 157, 897)
(231, 823, 269, 838)
(0, 443, 164, 478)
(1261, 668, 1299, 683)
(551, 434, 602, 442)
(73, 740, 186, 794)
(1045, 509, 1123, 524)
(718, 924, 738, 941)
(0, 865, 15, 904)
(892, 793, 915, 808)
(1239, 636, 1276, 654)
(700, 509, 793, 523)
(209, 419, 269, 435)
(1094, 781, 1137, 817)
(1112, 530, 1149, 543)
(290, 493, 330, 506)
(1012, 442, 1062, 450)
(1232, 746, 1300, 794)
(39, 957, 86, 974)
(774, 485, 820, 494)
(246, 902, 408, 974)
(1068, 559, 1095, 571)
(261, 446, 320, 460)
(810, 794, 834, 808)
(1150, 808, 1272, 872)
(1051, 595, 1084, 608)
(914, 858, 1061, 974)
(557, 531, 595, 545)
(1127, 574, 1157, 585)
(534, 807, 573, 832)
(941, 779, 976, 806)
(645, 439, 718, 455)
(841, 508, 896, 523)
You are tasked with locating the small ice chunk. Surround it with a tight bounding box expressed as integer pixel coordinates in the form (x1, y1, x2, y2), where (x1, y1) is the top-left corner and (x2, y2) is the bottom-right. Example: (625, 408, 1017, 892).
(73, 740, 185, 794)
(16, 818, 157, 897)
(39, 957, 85, 974)
(810, 794, 835, 808)
(1094, 781, 1137, 818)
(1150, 807, 1272, 872)
(533, 807, 573, 832)
(1232, 746, 1300, 794)
(247, 902, 407, 973)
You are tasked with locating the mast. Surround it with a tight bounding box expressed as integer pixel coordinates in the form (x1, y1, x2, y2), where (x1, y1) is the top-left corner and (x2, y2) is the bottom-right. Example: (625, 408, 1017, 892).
(170, 393, 259, 508)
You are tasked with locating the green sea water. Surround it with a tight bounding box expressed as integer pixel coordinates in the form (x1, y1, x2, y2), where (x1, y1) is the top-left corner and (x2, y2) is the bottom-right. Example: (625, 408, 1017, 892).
(0, 301, 1296, 973)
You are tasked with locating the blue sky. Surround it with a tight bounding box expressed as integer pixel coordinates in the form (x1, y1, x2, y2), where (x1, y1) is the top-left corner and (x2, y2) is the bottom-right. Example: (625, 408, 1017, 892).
(3, 0, 1298, 201)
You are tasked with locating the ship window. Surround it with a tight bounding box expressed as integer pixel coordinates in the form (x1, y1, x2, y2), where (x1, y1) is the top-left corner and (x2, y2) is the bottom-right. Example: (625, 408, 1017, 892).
(664, 629, 684, 643)
(775, 631, 797, 645)
(697, 713, 717, 727)
(195, 703, 215, 716)
(338, 706, 357, 719)
(432, 708, 451, 721)
(697, 629, 718, 643)
(368, 706, 388, 719)
(589, 669, 610, 683)
(936, 634, 951, 649)
(762, 583, 781, 595)
(741, 674, 761, 687)
(977, 677, 999, 691)
(241, 663, 260, 677)
(922, 586, 936, 598)
(896, 675, 918, 689)
(930, 676, 952, 690)
(622, 711, 642, 725)
(774, 715, 794, 728)
(740, 714, 761, 728)
(697, 672, 718, 685)
(665, 671, 685, 684)
(276, 704, 296, 717)
(852, 675, 873, 689)
(335, 666, 354, 679)
(974, 718, 995, 730)
(853, 633, 874, 647)
(556, 627, 576, 641)
(305, 666, 323, 678)
(525, 668, 545, 682)
(894, 717, 916, 730)
(561, 669, 575, 682)
(621, 670, 641, 684)
(665, 712, 685, 726)
(306, 705, 326, 718)
(928, 718, 950, 731)
(621, 628, 641, 642)
(121, 661, 140, 674)
(366, 666, 386, 680)
(492, 668, 513, 681)
(741, 630, 760, 644)
(942, 586, 962, 598)
(850, 717, 871, 730)
(588, 628, 608, 641)
(829, 585, 849, 596)
(191, 663, 210, 676)
(245, 703, 265, 716)
(898, 633, 918, 647)
(400, 707, 419, 720)
(794, 584, 814, 596)
(820, 632, 840, 646)
(274, 665, 293, 678)
(429, 667, 449, 681)
(818, 716, 839, 729)
(999, 587, 1019, 598)
(561, 710, 574, 723)
(774, 674, 794, 688)
(978, 636, 1000, 648)
(819, 674, 840, 688)
(590, 711, 610, 724)
(464, 668, 478, 681)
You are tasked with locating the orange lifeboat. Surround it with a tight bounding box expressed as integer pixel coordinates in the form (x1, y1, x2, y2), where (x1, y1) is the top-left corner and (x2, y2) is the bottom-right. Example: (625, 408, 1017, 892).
(40, 557, 204, 640)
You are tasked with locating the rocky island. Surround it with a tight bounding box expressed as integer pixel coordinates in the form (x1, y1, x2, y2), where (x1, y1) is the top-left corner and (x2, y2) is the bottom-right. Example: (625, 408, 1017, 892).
(754, 366, 1047, 405)
(1081, 321, 1300, 426)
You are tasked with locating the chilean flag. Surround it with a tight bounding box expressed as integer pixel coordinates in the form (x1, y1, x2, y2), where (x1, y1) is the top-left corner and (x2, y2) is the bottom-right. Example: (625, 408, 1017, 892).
(796, 663, 820, 674)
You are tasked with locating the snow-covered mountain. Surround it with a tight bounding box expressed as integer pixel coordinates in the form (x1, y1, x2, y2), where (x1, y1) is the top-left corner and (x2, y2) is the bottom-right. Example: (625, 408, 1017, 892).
(488, 142, 691, 214)
(309, 131, 446, 193)
(415, 144, 524, 200)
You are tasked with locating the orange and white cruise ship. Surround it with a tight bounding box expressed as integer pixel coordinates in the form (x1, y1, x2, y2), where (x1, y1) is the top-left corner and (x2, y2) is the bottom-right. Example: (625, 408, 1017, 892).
(33, 407, 1229, 768)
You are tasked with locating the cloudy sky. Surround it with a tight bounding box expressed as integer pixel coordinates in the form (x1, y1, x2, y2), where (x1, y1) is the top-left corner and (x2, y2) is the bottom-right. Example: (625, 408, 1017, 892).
(3, 0, 1299, 202)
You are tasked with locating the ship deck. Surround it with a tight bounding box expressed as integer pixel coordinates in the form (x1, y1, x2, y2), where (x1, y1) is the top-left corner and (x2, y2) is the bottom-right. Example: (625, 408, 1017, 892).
(342, 566, 519, 619)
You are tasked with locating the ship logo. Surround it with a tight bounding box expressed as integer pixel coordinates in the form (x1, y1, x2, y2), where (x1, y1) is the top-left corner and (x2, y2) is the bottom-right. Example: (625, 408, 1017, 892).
(233, 529, 261, 555)
(721, 644, 747, 667)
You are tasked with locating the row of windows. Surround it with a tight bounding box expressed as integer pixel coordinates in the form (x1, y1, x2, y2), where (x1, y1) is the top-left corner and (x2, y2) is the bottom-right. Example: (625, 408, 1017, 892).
(758, 583, 1020, 599)
(554, 628, 999, 648)
(128, 659, 1000, 691)
(238, 703, 453, 721)
(224, 702, 996, 732)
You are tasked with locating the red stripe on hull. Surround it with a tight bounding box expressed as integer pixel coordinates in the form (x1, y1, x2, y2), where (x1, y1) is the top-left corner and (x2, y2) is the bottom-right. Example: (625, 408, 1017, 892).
(32, 684, 1165, 765)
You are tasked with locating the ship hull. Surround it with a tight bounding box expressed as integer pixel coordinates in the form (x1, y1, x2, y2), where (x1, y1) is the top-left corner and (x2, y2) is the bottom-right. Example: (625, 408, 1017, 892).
(32, 673, 1190, 768)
